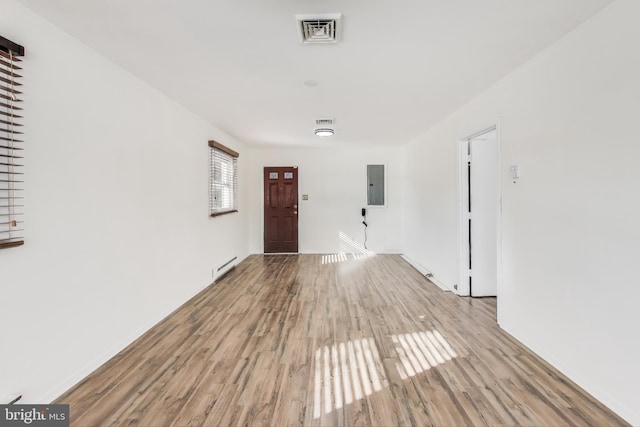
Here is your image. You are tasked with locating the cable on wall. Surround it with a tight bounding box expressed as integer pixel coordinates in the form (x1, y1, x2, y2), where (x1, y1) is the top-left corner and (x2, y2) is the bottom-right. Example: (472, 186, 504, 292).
(362, 207, 368, 249)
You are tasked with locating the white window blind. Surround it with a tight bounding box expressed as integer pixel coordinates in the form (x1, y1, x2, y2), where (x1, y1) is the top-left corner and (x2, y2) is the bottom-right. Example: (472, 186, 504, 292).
(208, 140, 238, 217)
(0, 36, 24, 249)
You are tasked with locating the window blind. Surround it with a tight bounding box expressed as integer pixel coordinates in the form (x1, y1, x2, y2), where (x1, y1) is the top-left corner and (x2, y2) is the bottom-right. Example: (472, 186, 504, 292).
(0, 36, 25, 249)
(208, 140, 238, 217)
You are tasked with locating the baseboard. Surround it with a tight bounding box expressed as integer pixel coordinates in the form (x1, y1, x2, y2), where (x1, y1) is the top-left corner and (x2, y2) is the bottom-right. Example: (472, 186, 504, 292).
(296, 250, 403, 255)
(500, 323, 637, 426)
(36, 277, 224, 404)
(400, 254, 451, 292)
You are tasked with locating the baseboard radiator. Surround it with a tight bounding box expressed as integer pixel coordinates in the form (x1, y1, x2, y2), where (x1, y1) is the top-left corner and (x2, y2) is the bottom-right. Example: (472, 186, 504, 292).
(215, 256, 237, 282)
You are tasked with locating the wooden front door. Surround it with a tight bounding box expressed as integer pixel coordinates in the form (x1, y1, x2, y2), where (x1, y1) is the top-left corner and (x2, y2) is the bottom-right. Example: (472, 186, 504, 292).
(264, 167, 298, 253)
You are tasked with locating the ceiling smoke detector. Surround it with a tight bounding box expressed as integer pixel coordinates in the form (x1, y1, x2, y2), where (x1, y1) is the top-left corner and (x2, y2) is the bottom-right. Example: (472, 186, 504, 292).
(296, 14, 342, 44)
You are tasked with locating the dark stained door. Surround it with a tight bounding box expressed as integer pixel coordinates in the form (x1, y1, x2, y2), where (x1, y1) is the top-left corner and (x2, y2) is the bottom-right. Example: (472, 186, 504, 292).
(264, 167, 298, 253)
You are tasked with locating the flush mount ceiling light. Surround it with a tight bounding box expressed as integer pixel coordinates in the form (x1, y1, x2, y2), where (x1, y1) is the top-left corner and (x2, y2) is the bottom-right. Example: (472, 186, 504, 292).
(315, 128, 334, 137)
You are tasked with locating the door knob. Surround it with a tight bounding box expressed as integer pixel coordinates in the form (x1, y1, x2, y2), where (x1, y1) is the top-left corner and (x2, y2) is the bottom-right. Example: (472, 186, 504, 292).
(293, 204, 298, 208)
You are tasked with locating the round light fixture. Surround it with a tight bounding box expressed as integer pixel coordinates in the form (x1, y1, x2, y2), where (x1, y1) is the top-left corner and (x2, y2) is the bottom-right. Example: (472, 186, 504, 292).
(315, 128, 334, 137)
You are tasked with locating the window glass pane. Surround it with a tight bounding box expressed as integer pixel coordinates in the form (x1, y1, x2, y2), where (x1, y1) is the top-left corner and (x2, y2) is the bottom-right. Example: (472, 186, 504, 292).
(209, 144, 238, 215)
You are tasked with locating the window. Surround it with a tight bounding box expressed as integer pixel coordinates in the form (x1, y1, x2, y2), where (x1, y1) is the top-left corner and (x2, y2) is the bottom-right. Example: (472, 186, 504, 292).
(366, 164, 386, 207)
(1, 36, 25, 249)
(208, 140, 238, 216)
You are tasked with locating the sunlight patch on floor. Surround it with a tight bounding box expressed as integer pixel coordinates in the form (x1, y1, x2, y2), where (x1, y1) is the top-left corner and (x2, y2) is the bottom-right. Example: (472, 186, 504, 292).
(320, 232, 377, 265)
(321, 252, 376, 265)
(339, 231, 376, 257)
(321, 253, 348, 264)
(392, 330, 458, 380)
(313, 331, 459, 418)
(313, 338, 388, 419)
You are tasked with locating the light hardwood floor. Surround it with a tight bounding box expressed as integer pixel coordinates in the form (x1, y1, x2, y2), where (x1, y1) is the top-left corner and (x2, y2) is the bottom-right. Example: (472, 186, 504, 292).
(56, 254, 628, 426)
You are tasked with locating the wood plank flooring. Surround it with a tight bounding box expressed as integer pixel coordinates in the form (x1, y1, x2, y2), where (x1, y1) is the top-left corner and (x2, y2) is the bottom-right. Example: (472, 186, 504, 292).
(56, 254, 628, 426)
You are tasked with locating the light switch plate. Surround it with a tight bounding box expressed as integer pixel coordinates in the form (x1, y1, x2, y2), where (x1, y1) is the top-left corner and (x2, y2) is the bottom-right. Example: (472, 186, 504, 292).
(302, 194, 309, 200)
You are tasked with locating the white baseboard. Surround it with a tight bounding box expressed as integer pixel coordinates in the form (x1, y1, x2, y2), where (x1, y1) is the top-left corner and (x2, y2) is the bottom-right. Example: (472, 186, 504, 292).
(400, 255, 451, 292)
(36, 277, 224, 404)
(500, 323, 637, 426)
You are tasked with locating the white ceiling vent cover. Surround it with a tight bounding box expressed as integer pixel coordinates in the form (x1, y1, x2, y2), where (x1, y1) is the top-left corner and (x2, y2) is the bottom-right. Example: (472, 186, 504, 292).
(296, 14, 342, 44)
(315, 118, 334, 125)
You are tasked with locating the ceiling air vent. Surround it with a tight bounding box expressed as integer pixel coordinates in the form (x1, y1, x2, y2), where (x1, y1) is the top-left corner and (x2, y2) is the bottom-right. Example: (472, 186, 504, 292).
(315, 118, 334, 126)
(296, 14, 342, 44)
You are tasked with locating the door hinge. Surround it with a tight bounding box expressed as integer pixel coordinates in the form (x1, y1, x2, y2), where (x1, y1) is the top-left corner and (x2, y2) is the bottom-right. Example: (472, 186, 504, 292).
(467, 269, 472, 277)
(467, 154, 472, 163)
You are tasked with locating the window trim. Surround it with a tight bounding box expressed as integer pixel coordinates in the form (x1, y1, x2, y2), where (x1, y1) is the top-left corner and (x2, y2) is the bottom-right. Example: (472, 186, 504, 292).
(208, 140, 239, 217)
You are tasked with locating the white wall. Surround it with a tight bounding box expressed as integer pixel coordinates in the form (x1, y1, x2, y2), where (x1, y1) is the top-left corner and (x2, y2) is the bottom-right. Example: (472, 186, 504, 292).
(248, 147, 402, 254)
(0, 0, 249, 404)
(3, 0, 636, 422)
(401, 1, 639, 424)
(401, 122, 463, 288)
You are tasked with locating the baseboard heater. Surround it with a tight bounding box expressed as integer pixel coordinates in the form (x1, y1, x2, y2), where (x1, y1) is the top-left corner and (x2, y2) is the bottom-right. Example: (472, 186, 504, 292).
(5, 395, 22, 405)
(215, 256, 237, 281)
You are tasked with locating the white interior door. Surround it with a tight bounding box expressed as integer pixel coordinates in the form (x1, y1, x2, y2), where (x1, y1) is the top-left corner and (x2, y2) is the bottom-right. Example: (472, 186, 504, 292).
(469, 132, 498, 296)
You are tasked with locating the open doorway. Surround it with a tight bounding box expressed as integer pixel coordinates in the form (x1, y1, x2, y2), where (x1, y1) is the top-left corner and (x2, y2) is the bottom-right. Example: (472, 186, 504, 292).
(458, 127, 501, 297)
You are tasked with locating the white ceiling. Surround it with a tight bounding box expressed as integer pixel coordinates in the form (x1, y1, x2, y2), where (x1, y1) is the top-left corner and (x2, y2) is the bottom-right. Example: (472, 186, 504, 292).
(17, 0, 614, 148)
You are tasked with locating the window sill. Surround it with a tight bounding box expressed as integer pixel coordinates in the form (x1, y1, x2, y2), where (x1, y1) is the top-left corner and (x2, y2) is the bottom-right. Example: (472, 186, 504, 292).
(210, 210, 238, 218)
(0, 240, 25, 249)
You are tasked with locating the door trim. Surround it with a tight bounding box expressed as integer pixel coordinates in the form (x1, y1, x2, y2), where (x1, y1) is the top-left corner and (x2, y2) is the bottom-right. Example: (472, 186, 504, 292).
(263, 166, 299, 254)
(457, 122, 502, 312)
